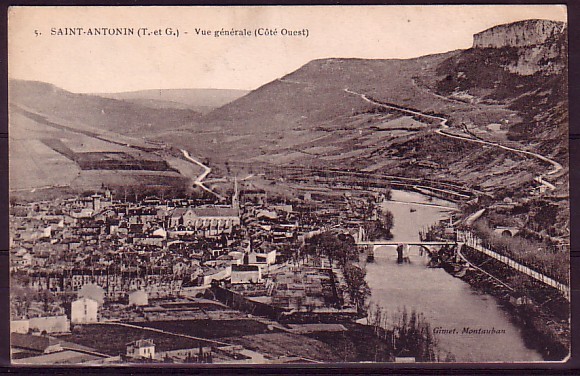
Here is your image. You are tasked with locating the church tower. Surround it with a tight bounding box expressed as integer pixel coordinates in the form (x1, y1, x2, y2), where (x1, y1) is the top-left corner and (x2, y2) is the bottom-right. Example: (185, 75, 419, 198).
(232, 176, 239, 210)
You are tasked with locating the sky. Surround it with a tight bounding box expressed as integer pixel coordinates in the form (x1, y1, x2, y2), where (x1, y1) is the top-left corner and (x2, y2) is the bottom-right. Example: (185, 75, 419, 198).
(8, 5, 567, 93)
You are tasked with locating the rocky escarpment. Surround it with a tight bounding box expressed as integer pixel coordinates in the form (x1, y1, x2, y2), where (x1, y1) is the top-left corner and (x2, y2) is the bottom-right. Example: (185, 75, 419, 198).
(472, 19, 567, 77)
(473, 19, 565, 49)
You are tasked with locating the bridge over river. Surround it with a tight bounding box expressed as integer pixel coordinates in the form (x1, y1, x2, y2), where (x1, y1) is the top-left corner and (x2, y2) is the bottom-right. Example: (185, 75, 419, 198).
(356, 240, 461, 264)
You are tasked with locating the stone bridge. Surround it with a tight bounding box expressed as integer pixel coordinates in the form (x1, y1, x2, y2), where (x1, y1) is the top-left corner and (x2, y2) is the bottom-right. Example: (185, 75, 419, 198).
(356, 241, 460, 263)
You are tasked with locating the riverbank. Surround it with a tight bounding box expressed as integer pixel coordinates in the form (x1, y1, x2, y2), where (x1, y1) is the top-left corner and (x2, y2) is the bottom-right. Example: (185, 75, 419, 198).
(370, 190, 543, 362)
(453, 245, 569, 361)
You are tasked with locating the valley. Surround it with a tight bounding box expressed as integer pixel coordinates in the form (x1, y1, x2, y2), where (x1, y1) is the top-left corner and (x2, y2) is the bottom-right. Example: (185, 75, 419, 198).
(8, 15, 571, 365)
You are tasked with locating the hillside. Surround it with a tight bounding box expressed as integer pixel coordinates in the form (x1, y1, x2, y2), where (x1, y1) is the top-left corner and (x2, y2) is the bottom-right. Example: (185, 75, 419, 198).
(94, 88, 249, 114)
(10, 19, 568, 210)
(434, 20, 568, 161)
(170, 52, 463, 164)
(9, 80, 206, 200)
(9, 80, 201, 136)
(157, 20, 567, 202)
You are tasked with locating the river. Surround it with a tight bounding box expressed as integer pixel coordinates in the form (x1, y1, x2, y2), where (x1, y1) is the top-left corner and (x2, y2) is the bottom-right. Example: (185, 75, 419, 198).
(363, 190, 543, 362)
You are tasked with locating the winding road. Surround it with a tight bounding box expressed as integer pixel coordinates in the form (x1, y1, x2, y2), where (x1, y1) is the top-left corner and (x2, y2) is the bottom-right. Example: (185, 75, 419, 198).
(344, 88, 563, 189)
(181, 149, 226, 200)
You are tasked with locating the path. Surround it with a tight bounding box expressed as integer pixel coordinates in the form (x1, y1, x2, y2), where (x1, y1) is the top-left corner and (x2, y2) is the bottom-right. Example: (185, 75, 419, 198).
(344, 88, 562, 189)
(455, 241, 516, 292)
(180, 149, 226, 200)
(458, 231, 570, 300)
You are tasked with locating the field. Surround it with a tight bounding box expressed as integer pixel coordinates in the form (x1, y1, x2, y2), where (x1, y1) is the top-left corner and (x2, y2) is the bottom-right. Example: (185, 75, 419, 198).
(164, 155, 204, 180)
(56, 321, 395, 362)
(229, 332, 341, 361)
(57, 323, 207, 356)
(9, 97, 194, 198)
(9, 138, 81, 191)
(132, 319, 277, 339)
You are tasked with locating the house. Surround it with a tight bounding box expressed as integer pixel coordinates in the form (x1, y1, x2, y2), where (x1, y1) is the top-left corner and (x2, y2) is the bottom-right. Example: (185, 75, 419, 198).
(11, 333, 63, 354)
(152, 227, 167, 239)
(231, 265, 262, 284)
(256, 209, 278, 221)
(133, 236, 165, 247)
(156, 346, 212, 363)
(228, 251, 245, 266)
(128, 290, 149, 307)
(70, 297, 98, 324)
(68, 208, 94, 220)
(247, 249, 277, 265)
(11, 249, 33, 271)
(271, 204, 293, 213)
(126, 339, 155, 360)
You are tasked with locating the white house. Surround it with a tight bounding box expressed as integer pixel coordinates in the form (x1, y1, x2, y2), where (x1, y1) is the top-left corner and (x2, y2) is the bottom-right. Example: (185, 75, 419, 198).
(11, 250, 33, 271)
(247, 249, 277, 265)
(152, 227, 167, 239)
(228, 251, 245, 266)
(71, 297, 98, 324)
(126, 339, 155, 360)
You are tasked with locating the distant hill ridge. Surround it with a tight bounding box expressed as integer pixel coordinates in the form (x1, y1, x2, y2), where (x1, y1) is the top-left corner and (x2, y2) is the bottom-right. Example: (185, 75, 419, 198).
(9, 79, 202, 136)
(95, 88, 249, 114)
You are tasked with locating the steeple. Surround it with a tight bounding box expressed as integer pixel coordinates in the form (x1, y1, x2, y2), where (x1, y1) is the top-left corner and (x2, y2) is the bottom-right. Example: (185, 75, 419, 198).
(232, 176, 239, 210)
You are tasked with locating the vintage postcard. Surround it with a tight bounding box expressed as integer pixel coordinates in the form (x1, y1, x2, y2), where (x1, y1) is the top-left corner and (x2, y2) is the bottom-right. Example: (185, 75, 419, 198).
(8, 5, 569, 365)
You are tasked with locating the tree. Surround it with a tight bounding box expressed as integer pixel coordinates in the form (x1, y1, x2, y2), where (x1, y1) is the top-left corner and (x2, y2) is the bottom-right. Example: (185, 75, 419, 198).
(379, 210, 394, 233)
(343, 263, 371, 313)
(38, 289, 55, 315)
(530, 202, 558, 233)
(11, 285, 33, 318)
(363, 201, 394, 241)
(307, 232, 358, 267)
(382, 186, 393, 201)
(392, 307, 439, 361)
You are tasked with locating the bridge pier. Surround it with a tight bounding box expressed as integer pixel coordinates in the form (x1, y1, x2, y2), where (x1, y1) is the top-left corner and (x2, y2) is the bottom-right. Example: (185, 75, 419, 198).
(367, 245, 375, 262)
(396, 244, 410, 263)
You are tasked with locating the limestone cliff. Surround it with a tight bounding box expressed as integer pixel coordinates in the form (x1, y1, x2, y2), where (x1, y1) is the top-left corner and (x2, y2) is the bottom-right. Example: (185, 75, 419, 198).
(473, 19, 565, 49)
(471, 19, 567, 76)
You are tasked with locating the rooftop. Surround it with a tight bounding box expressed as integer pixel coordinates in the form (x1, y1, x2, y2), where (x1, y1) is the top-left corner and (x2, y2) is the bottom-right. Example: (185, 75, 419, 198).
(127, 339, 154, 348)
(12, 333, 61, 353)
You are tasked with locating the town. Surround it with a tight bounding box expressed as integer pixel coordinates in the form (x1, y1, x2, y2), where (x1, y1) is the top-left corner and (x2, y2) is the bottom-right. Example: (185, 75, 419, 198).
(9, 179, 390, 364)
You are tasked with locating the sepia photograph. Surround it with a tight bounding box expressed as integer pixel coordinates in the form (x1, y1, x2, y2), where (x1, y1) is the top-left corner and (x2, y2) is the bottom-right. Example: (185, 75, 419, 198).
(7, 5, 570, 365)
